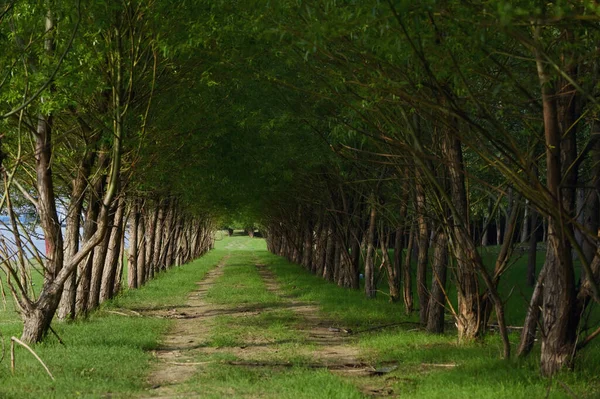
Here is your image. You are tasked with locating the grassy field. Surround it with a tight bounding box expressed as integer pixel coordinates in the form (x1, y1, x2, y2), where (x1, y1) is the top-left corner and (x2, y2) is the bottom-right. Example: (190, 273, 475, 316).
(0, 235, 598, 398)
(262, 241, 600, 398)
(0, 248, 225, 398)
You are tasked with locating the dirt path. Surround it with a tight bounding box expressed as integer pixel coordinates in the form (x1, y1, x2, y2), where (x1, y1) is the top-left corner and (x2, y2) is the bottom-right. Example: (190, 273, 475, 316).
(141, 256, 230, 398)
(254, 262, 365, 371)
(140, 249, 381, 398)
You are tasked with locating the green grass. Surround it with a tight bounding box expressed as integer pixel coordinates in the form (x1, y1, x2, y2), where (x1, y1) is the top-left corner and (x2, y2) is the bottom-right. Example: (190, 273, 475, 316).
(181, 365, 364, 399)
(166, 237, 366, 397)
(257, 237, 600, 398)
(1, 235, 599, 398)
(204, 251, 278, 307)
(0, 248, 225, 399)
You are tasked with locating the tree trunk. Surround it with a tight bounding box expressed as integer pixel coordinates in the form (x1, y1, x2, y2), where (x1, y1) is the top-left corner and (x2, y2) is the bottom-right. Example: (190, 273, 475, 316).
(534, 34, 580, 375)
(127, 201, 139, 289)
(75, 153, 107, 317)
(137, 206, 147, 286)
(521, 199, 530, 243)
(415, 178, 429, 324)
(381, 228, 399, 302)
(145, 203, 159, 279)
(100, 197, 125, 303)
(443, 131, 481, 342)
(302, 219, 313, 270)
(403, 224, 415, 314)
(88, 207, 112, 311)
(333, 238, 343, 286)
(323, 225, 335, 282)
(426, 230, 448, 333)
(527, 206, 539, 287)
(152, 203, 165, 273)
(349, 226, 361, 289)
(518, 261, 548, 357)
(20, 10, 64, 342)
(364, 196, 377, 298)
(481, 198, 492, 247)
(113, 216, 126, 295)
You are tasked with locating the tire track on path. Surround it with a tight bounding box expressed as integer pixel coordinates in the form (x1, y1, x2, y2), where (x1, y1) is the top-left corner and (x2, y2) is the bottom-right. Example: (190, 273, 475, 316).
(253, 261, 367, 372)
(141, 255, 230, 398)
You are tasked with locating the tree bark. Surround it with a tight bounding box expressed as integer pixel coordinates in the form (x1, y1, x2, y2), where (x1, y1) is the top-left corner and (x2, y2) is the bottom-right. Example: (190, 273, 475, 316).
(100, 197, 125, 303)
(136, 205, 147, 286)
(88, 206, 113, 310)
(426, 230, 448, 333)
(323, 224, 335, 282)
(364, 196, 377, 298)
(415, 178, 429, 324)
(57, 136, 97, 320)
(443, 131, 480, 342)
(349, 225, 361, 289)
(145, 202, 159, 279)
(152, 202, 165, 272)
(534, 32, 580, 375)
(127, 201, 139, 289)
(403, 224, 415, 314)
(381, 228, 399, 302)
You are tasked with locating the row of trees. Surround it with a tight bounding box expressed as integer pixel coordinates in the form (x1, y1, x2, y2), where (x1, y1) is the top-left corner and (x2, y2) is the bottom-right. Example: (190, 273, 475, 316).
(0, 1, 220, 343)
(1, 0, 600, 379)
(231, 0, 600, 377)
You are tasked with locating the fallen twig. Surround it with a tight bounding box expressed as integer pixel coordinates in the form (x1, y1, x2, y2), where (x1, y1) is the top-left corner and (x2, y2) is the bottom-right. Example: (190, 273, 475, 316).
(421, 363, 457, 368)
(10, 336, 55, 380)
(349, 322, 421, 335)
(49, 325, 66, 346)
(165, 361, 214, 366)
(106, 309, 142, 317)
(557, 379, 579, 399)
(226, 360, 372, 370)
(106, 310, 132, 317)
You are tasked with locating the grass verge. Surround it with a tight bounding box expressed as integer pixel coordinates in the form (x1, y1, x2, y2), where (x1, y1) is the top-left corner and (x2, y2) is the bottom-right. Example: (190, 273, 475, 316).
(258, 238, 600, 398)
(0, 248, 225, 399)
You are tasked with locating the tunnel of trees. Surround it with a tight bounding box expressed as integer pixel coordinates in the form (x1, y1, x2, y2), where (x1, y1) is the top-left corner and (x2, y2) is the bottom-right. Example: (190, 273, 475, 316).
(1, 0, 600, 378)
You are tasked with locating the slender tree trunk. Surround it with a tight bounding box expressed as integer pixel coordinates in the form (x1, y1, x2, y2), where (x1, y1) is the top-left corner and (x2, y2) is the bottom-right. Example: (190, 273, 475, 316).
(403, 224, 415, 314)
(152, 202, 165, 273)
(349, 225, 361, 289)
(426, 230, 448, 333)
(21, 9, 64, 342)
(381, 228, 399, 302)
(127, 201, 139, 289)
(74, 168, 105, 317)
(100, 197, 125, 302)
(113, 223, 126, 295)
(323, 225, 335, 281)
(57, 123, 98, 320)
(518, 261, 548, 357)
(302, 219, 313, 270)
(145, 203, 158, 279)
(88, 206, 113, 310)
(316, 223, 327, 277)
(334, 238, 343, 286)
(521, 199, 530, 243)
(481, 198, 492, 247)
(527, 206, 539, 287)
(364, 195, 377, 298)
(137, 206, 147, 286)
(443, 131, 481, 342)
(535, 34, 580, 375)
(416, 178, 429, 323)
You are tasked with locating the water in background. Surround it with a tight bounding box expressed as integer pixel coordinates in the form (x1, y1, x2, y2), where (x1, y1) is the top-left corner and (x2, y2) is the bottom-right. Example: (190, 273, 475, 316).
(0, 215, 47, 258)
